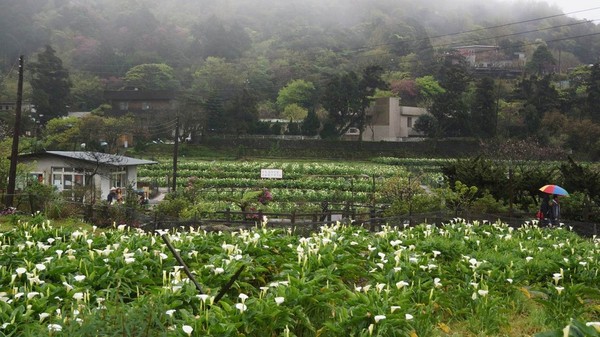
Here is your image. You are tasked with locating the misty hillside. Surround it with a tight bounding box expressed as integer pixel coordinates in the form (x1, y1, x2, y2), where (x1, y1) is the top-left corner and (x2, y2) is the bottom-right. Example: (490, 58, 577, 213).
(1, 0, 599, 113)
(2, 0, 598, 71)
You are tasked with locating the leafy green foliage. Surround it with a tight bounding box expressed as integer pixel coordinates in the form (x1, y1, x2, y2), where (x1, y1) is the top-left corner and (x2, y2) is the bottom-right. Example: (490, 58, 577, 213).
(1, 218, 599, 336)
(30, 45, 71, 126)
(526, 44, 556, 76)
(586, 63, 600, 123)
(429, 52, 472, 137)
(301, 109, 321, 136)
(281, 103, 308, 122)
(123, 63, 179, 90)
(321, 66, 387, 137)
(276, 79, 316, 110)
(471, 77, 497, 138)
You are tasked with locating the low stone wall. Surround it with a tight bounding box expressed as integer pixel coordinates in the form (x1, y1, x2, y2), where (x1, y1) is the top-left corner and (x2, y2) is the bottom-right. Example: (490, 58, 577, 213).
(197, 137, 481, 159)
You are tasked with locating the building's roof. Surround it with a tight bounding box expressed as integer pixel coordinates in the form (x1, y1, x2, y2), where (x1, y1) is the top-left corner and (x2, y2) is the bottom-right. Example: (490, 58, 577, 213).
(104, 90, 176, 101)
(68, 111, 92, 118)
(453, 45, 498, 49)
(19, 151, 157, 166)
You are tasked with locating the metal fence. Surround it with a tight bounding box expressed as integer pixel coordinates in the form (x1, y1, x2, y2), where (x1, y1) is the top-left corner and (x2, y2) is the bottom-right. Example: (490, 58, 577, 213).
(139, 208, 598, 237)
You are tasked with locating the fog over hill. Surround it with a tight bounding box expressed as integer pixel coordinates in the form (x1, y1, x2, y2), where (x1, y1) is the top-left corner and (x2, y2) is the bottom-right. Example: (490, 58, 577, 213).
(0, 0, 598, 80)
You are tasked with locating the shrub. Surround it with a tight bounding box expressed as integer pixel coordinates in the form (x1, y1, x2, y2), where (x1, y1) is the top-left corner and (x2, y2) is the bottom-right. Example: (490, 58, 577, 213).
(155, 198, 191, 218)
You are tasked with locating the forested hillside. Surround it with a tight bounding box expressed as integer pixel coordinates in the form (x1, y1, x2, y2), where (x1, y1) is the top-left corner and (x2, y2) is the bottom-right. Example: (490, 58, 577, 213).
(1, 0, 600, 157)
(2, 0, 598, 75)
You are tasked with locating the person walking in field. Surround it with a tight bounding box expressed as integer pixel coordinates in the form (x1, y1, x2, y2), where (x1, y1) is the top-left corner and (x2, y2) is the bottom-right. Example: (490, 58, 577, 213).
(107, 187, 117, 204)
(115, 187, 124, 204)
(538, 194, 551, 226)
(549, 194, 560, 226)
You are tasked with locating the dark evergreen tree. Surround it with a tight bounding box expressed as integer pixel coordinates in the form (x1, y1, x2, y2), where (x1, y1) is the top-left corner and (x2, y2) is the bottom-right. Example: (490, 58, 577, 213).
(205, 95, 226, 133)
(226, 88, 258, 134)
(320, 66, 386, 138)
(471, 77, 497, 138)
(413, 114, 440, 138)
(514, 75, 559, 135)
(586, 63, 600, 122)
(301, 109, 320, 136)
(321, 71, 362, 138)
(285, 121, 301, 135)
(271, 122, 282, 135)
(30, 45, 71, 125)
(430, 51, 472, 137)
(522, 104, 541, 135)
(191, 16, 251, 60)
(532, 75, 559, 115)
(526, 44, 556, 76)
(408, 20, 436, 77)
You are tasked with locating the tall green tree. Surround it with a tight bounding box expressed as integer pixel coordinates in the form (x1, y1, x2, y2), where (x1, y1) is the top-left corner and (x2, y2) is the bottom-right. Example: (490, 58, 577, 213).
(301, 109, 320, 136)
(192, 57, 256, 134)
(30, 45, 71, 125)
(430, 52, 472, 137)
(526, 44, 556, 76)
(43, 115, 134, 153)
(282, 104, 308, 122)
(471, 77, 497, 138)
(415, 75, 445, 107)
(515, 75, 559, 135)
(320, 66, 387, 138)
(276, 79, 316, 110)
(177, 91, 207, 143)
(321, 71, 363, 138)
(586, 63, 600, 122)
(408, 20, 436, 77)
(123, 63, 179, 90)
(191, 16, 251, 60)
(226, 88, 258, 134)
(69, 71, 104, 111)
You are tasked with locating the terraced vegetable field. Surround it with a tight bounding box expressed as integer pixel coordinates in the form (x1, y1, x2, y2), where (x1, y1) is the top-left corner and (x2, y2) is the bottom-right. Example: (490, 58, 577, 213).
(137, 159, 446, 213)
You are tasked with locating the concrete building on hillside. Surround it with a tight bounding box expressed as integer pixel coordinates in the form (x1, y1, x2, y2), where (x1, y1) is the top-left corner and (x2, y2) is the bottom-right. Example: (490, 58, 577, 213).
(362, 97, 427, 142)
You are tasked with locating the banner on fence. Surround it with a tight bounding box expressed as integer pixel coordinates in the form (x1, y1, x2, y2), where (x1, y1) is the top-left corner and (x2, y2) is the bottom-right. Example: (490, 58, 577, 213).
(261, 168, 283, 179)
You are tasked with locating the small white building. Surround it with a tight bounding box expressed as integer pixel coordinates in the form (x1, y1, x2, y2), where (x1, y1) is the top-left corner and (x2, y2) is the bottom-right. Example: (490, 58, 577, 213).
(18, 151, 156, 201)
(362, 97, 427, 142)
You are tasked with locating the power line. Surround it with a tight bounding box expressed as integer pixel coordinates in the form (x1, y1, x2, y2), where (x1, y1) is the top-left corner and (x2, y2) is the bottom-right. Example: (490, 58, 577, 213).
(428, 6, 600, 41)
(432, 19, 600, 50)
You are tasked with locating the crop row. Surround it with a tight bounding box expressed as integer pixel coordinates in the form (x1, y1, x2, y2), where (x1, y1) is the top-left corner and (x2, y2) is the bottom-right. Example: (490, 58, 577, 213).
(139, 160, 404, 179)
(193, 188, 373, 204)
(137, 159, 446, 212)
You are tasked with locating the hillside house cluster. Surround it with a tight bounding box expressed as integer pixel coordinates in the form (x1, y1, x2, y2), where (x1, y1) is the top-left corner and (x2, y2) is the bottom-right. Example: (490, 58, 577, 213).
(453, 45, 526, 77)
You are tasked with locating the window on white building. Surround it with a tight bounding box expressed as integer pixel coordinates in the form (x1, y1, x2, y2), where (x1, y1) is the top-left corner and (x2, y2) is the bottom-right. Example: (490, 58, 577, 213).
(110, 167, 127, 189)
(407, 116, 413, 128)
(52, 168, 88, 189)
(51, 167, 90, 201)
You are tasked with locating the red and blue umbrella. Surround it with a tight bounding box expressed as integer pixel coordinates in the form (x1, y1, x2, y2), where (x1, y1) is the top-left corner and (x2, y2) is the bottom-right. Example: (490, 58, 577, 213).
(539, 184, 569, 196)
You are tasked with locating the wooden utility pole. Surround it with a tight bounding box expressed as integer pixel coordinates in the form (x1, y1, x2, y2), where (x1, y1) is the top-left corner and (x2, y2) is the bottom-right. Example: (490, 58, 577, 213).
(6, 55, 24, 208)
(172, 115, 179, 192)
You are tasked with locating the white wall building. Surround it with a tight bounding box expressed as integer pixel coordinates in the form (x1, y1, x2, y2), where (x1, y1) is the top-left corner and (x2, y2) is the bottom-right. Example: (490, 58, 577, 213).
(18, 151, 156, 201)
(362, 97, 427, 142)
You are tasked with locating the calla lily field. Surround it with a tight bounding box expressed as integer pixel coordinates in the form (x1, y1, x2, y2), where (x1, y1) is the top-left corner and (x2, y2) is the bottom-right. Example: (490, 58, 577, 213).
(1, 216, 599, 336)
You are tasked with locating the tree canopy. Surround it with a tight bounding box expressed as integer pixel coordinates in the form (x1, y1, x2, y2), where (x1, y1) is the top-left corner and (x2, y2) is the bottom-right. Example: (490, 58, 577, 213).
(30, 45, 71, 125)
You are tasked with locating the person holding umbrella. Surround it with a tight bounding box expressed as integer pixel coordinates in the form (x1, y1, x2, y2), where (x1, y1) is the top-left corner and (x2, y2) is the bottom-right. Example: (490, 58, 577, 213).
(549, 194, 560, 226)
(538, 185, 567, 226)
(538, 194, 551, 226)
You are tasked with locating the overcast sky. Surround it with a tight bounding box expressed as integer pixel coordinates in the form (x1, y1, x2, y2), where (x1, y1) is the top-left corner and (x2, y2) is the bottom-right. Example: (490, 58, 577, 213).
(546, 0, 600, 20)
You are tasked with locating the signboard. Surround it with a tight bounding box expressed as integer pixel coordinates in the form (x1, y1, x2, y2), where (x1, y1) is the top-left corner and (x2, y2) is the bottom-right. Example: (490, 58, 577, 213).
(261, 168, 283, 179)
